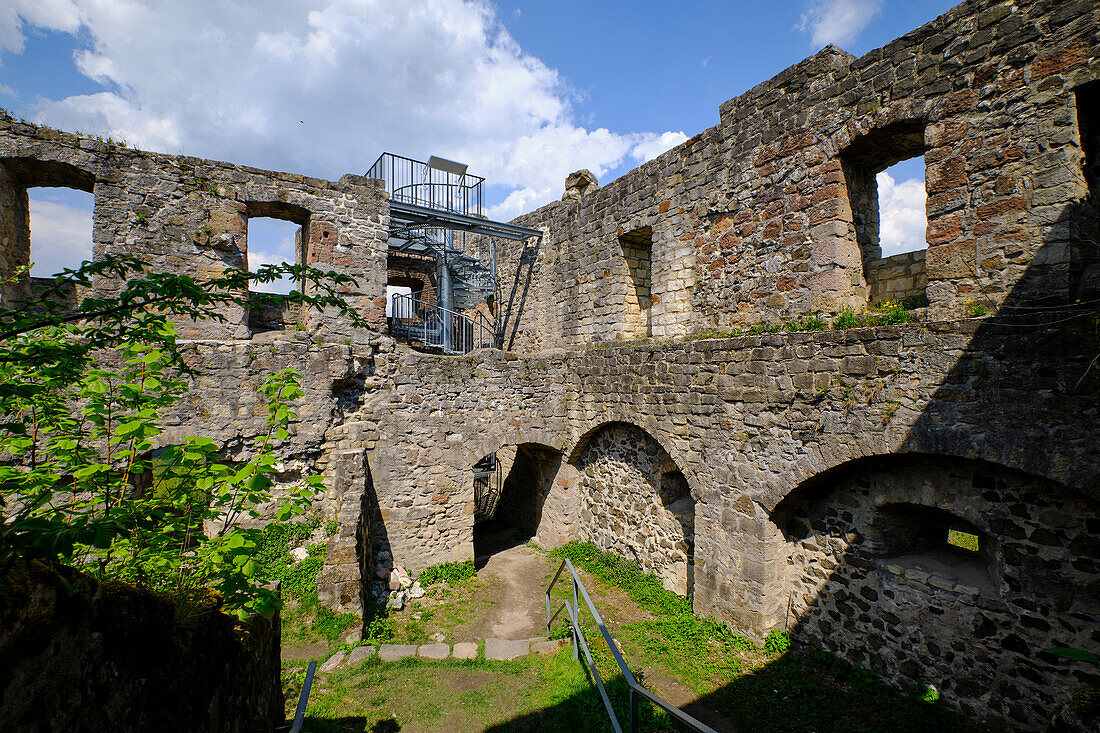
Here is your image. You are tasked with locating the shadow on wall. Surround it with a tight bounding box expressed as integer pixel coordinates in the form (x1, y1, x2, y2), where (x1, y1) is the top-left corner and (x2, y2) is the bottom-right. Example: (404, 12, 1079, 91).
(362, 462, 394, 628)
(755, 195, 1100, 729)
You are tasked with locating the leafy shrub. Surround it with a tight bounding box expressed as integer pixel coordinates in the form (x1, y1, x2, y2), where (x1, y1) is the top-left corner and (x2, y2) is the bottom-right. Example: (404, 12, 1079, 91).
(764, 628, 791, 655)
(418, 559, 476, 586)
(0, 255, 362, 618)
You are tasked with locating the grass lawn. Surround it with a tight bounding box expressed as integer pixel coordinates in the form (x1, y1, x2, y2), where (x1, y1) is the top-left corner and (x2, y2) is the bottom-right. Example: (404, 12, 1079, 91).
(277, 534, 987, 732)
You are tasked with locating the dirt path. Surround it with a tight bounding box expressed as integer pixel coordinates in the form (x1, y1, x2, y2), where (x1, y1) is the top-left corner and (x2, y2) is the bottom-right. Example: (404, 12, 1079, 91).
(458, 543, 547, 640)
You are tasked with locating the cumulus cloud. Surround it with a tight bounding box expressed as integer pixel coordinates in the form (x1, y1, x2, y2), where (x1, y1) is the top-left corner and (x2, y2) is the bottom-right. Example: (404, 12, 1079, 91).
(27, 188, 94, 277)
(7, 0, 685, 220)
(0, 0, 81, 55)
(797, 0, 882, 49)
(877, 170, 926, 256)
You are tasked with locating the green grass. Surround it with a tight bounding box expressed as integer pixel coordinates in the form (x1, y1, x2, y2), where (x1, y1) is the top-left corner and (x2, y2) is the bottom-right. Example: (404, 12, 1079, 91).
(549, 541, 691, 617)
(284, 648, 671, 733)
(418, 559, 476, 587)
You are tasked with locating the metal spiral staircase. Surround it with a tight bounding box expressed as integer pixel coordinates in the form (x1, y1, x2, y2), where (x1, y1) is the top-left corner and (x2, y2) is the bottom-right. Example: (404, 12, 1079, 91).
(370, 153, 542, 354)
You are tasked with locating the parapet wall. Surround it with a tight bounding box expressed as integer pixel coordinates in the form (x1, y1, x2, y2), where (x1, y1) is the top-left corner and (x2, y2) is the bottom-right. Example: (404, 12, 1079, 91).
(506, 0, 1099, 349)
(0, 119, 390, 341)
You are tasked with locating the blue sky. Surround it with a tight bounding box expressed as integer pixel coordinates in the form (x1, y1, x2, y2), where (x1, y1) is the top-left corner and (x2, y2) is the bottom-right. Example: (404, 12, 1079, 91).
(1, 0, 957, 286)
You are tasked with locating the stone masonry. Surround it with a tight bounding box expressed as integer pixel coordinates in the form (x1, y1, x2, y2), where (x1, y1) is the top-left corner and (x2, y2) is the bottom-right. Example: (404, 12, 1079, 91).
(1, 1, 1099, 729)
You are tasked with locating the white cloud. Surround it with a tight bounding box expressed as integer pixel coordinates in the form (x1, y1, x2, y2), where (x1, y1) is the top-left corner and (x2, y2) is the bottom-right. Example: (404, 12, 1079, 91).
(0, 0, 81, 55)
(247, 217, 299, 294)
(630, 131, 689, 164)
(797, 0, 882, 48)
(27, 189, 94, 277)
(877, 170, 926, 256)
(9, 0, 684, 221)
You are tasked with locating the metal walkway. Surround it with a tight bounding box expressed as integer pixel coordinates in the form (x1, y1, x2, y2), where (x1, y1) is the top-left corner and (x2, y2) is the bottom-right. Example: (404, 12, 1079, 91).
(370, 153, 542, 354)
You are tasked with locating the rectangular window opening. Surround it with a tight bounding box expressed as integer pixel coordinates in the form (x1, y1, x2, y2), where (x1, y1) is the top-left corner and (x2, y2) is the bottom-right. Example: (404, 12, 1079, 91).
(618, 226, 652, 338)
(841, 122, 929, 309)
(246, 216, 303, 295)
(1077, 80, 1100, 200)
(25, 186, 94, 312)
(946, 528, 980, 553)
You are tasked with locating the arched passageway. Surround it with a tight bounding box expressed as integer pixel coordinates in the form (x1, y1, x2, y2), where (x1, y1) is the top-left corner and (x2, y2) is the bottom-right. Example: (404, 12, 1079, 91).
(472, 444, 562, 566)
(769, 454, 1099, 728)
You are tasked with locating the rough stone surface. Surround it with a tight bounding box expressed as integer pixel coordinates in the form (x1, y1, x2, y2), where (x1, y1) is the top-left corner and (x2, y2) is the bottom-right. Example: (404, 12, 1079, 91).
(1, 3, 1098, 730)
(530, 639, 567, 655)
(452, 642, 479, 660)
(416, 643, 450, 660)
(378, 644, 418, 662)
(345, 646, 376, 666)
(0, 560, 282, 732)
(484, 638, 530, 661)
(319, 650, 345, 672)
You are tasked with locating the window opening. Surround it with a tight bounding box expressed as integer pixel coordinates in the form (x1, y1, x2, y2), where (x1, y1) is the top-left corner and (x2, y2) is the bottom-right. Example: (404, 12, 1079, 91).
(247, 217, 301, 295)
(874, 503, 996, 593)
(841, 122, 929, 308)
(385, 284, 413, 317)
(618, 226, 652, 338)
(27, 187, 94, 279)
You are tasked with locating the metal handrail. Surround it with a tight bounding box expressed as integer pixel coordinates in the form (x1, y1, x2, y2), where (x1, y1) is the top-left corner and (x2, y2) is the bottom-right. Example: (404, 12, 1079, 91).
(388, 291, 495, 355)
(545, 558, 718, 733)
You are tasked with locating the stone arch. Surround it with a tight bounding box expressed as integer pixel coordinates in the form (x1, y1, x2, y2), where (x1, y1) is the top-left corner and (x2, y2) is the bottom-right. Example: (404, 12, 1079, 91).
(569, 420, 696, 597)
(768, 453, 1099, 729)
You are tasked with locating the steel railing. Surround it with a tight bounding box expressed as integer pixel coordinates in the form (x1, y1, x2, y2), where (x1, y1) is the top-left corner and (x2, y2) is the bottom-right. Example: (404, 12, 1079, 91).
(545, 559, 718, 733)
(388, 291, 495, 355)
(367, 152, 484, 217)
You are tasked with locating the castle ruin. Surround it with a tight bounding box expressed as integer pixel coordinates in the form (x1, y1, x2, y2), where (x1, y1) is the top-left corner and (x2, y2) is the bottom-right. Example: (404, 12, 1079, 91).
(1, 0, 1098, 728)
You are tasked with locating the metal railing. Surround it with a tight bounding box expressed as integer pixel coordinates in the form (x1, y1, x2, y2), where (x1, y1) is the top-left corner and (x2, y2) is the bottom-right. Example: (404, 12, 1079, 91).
(545, 559, 717, 733)
(388, 291, 494, 355)
(368, 152, 484, 217)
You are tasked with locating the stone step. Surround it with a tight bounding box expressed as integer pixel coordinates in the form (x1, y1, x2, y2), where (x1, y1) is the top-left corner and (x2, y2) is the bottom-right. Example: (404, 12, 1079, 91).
(318, 637, 568, 671)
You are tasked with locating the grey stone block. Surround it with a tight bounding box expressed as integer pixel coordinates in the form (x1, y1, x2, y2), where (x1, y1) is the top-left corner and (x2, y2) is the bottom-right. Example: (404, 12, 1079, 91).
(531, 639, 567, 655)
(346, 646, 376, 666)
(319, 650, 345, 672)
(378, 644, 418, 662)
(484, 638, 530, 661)
(452, 642, 478, 659)
(417, 643, 450, 660)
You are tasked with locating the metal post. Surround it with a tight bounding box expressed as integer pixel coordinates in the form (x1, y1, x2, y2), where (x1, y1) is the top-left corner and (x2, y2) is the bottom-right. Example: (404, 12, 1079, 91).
(439, 233, 453, 352)
(629, 688, 639, 733)
(572, 577, 579, 661)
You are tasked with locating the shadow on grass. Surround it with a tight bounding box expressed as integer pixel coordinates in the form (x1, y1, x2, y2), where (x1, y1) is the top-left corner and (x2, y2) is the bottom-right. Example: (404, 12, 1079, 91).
(483, 648, 983, 733)
(299, 715, 372, 732)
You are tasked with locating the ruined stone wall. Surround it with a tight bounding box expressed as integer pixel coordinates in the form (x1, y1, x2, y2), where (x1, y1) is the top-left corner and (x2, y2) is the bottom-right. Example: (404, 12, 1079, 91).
(866, 249, 928, 306)
(775, 456, 1098, 729)
(573, 423, 693, 594)
(0, 118, 390, 341)
(506, 0, 1099, 350)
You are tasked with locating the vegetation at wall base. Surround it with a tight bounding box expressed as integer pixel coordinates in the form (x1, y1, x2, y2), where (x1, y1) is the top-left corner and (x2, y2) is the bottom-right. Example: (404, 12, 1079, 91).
(0, 255, 364, 619)
(418, 559, 477, 586)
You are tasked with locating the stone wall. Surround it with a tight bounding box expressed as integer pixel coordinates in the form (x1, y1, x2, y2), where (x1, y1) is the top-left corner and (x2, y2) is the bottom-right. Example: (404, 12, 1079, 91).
(866, 249, 928, 306)
(573, 423, 693, 595)
(504, 0, 1099, 350)
(0, 118, 390, 342)
(0, 560, 282, 732)
(774, 455, 1098, 728)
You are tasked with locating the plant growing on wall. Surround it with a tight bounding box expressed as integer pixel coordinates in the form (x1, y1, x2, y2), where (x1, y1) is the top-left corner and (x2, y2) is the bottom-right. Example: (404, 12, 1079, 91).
(0, 255, 365, 618)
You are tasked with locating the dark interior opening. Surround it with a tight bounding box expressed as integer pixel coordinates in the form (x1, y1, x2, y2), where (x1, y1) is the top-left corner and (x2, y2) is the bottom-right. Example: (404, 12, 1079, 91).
(1077, 80, 1100, 201)
(472, 446, 562, 567)
(873, 502, 998, 592)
